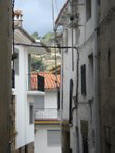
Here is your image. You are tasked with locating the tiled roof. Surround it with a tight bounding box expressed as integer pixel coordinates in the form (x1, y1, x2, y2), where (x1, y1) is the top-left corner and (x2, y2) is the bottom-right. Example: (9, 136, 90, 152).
(31, 72, 60, 90)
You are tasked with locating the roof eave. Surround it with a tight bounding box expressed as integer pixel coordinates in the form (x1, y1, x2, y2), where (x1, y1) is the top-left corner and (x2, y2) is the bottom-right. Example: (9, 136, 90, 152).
(14, 26, 35, 43)
(55, 0, 70, 28)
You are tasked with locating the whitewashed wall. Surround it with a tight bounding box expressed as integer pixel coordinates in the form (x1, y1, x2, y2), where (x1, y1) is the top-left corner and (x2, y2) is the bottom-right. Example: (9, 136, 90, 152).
(35, 125, 61, 153)
(15, 45, 34, 149)
(60, 0, 99, 153)
(45, 90, 57, 109)
(61, 28, 77, 121)
(35, 89, 61, 153)
(72, 0, 98, 153)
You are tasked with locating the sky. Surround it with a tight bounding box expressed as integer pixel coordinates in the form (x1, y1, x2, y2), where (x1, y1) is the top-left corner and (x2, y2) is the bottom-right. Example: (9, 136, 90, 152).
(15, 0, 66, 36)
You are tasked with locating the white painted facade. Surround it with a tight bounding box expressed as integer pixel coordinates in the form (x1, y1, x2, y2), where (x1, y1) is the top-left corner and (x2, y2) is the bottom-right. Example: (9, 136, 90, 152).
(13, 27, 46, 150)
(35, 89, 61, 153)
(56, 0, 99, 153)
(35, 125, 61, 153)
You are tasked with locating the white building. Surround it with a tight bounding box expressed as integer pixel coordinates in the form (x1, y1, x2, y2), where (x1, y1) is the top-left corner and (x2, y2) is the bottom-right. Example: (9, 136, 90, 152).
(55, 0, 100, 153)
(12, 10, 47, 153)
(33, 72, 61, 153)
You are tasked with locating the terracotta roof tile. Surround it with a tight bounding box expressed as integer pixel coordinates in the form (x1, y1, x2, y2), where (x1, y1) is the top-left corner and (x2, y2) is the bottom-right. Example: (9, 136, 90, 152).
(31, 72, 60, 90)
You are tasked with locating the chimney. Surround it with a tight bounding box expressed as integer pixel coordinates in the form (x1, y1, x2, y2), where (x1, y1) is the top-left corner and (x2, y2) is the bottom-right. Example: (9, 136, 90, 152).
(14, 10, 23, 27)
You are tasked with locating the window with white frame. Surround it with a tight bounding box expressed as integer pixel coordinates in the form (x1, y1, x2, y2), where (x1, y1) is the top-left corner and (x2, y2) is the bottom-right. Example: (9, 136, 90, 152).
(14, 48, 19, 75)
(29, 104, 34, 124)
(47, 130, 61, 146)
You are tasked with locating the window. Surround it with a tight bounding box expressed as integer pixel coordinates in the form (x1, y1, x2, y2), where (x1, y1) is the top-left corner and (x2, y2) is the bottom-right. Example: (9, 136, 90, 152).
(28, 54, 31, 90)
(12, 69, 15, 88)
(104, 126, 111, 153)
(33, 95, 44, 110)
(25, 145, 28, 153)
(38, 75, 44, 91)
(97, 0, 100, 6)
(88, 53, 93, 95)
(47, 130, 61, 146)
(57, 88, 60, 110)
(14, 48, 19, 75)
(29, 104, 34, 124)
(86, 0, 91, 21)
(80, 120, 89, 153)
(64, 28, 68, 52)
(81, 64, 87, 95)
(69, 79, 73, 124)
(108, 49, 111, 77)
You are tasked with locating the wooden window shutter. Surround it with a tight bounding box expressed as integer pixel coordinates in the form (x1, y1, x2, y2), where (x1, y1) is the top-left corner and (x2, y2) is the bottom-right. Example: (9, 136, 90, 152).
(69, 79, 73, 124)
(57, 88, 60, 110)
(81, 64, 87, 95)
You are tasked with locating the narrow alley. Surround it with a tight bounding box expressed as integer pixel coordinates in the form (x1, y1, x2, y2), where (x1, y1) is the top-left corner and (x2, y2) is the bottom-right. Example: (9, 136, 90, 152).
(0, 0, 115, 153)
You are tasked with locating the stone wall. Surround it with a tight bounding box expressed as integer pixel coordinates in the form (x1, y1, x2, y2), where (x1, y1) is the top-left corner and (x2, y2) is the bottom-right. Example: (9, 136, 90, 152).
(99, 1, 115, 153)
(16, 142, 34, 153)
(62, 123, 71, 153)
(0, 0, 12, 153)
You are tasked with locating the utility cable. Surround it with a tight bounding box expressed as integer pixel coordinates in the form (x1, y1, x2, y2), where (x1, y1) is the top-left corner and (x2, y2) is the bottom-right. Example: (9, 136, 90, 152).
(71, 0, 74, 71)
(51, 0, 58, 89)
(54, 0, 58, 14)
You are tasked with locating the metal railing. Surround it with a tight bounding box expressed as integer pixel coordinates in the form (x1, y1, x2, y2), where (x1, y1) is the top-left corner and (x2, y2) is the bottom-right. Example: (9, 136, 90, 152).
(35, 108, 61, 120)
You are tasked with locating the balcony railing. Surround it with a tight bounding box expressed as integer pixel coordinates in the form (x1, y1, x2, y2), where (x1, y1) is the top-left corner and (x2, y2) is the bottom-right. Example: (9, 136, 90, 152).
(35, 108, 61, 120)
(27, 73, 44, 92)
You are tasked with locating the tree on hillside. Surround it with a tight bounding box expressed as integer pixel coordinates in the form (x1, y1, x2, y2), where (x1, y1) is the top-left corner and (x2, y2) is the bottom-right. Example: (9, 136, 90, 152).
(31, 32, 41, 40)
(42, 32, 55, 44)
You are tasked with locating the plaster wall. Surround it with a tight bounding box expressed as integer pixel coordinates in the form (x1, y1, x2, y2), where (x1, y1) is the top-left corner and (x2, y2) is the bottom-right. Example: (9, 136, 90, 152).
(61, 28, 77, 121)
(35, 125, 61, 153)
(15, 46, 34, 149)
(69, 0, 99, 153)
(45, 90, 57, 109)
(99, 2, 115, 152)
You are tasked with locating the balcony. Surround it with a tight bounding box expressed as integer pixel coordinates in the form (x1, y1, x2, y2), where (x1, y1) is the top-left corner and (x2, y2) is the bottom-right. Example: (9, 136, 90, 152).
(35, 108, 61, 120)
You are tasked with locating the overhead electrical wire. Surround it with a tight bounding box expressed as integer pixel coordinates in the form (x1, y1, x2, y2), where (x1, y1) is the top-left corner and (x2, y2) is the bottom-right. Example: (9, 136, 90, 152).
(51, 0, 58, 88)
(54, 0, 59, 14)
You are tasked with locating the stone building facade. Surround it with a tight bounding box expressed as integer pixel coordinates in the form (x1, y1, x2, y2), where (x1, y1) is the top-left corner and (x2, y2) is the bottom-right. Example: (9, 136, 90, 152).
(15, 142, 34, 153)
(0, 0, 12, 153)
(56, 0, 115, 153)
(98, 1, 115, 153)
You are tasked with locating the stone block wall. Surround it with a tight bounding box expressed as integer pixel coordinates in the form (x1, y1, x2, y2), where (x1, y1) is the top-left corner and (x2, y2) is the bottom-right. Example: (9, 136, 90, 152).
(98, 2, 115, 153)
(0, 0, 12, 153)
(15, 142, 34, 153)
